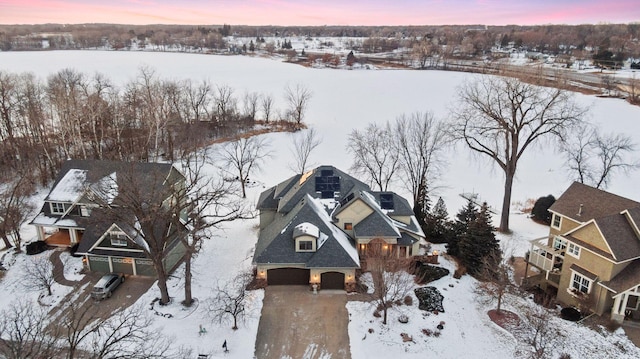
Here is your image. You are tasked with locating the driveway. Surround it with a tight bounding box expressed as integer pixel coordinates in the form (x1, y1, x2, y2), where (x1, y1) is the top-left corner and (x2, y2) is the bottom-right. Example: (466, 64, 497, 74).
(255, 286, 351, 359)
(48, 249, 155, 321)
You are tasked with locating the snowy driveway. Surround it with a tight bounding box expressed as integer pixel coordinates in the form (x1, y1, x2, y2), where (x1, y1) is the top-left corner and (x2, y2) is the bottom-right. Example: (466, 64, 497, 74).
(255, 286, 351, 359)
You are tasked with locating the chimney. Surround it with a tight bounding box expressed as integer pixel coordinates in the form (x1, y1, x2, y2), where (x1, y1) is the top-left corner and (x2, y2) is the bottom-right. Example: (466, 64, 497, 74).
(577, 204, 583, 217)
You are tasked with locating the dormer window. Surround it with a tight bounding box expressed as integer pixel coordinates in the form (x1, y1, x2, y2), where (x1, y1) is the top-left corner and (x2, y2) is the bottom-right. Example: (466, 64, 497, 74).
(293, 222, 320, 252)
(299, 241, 313, 251)
(110, 232, 128, 247)
(50, 202, 66, 214)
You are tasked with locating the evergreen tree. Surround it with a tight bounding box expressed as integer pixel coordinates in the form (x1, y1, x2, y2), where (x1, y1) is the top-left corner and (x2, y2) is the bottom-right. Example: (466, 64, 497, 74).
(424, 197, 452, 243)
(457, 202, 501, 275)
(249, 40, 255, 52)
(531, 194, 555, 224)
(413, 181, 430, 228)
(446, 198, 478, 257)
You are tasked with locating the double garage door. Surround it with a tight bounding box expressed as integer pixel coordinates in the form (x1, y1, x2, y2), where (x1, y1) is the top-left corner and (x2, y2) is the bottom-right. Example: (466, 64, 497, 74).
(88, 256, 155, 276)
(266, 268, 344, 289)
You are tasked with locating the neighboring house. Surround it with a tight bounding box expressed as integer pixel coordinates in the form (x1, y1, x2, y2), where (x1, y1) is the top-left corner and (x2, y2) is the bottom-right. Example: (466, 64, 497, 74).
(526, 182, 640, 323)
(30, 159, 187, 276)
(254, 165, 426, 291)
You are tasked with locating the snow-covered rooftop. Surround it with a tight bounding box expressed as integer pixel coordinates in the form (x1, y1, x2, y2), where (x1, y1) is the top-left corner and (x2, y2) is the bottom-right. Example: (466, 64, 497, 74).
(47, 169, 87, 202)
(293, 222, 320, 239)
(307, 195, 359, 265)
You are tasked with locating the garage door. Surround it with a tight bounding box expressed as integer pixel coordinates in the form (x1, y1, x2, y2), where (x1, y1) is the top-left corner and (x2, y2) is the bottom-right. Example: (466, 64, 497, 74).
(267, 268, 310, 285)
(321, 272, 345, 290)
(88, 256, 110, 273)
(110, 257, 135, 275)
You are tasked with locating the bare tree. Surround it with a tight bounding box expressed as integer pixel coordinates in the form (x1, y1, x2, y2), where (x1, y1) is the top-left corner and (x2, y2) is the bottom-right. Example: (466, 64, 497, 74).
(214, 84, 236, 122)
(284, 83, 312, 124)
(185, 79, 212, 123)
(241, 91, 260, 121)
(260, 93, 274, 123)
(0, 301, 61, 359)
(0, 176, 35, 251)
(88, 304, 175, 359)
(367, 246, 414, 325)
(475, 251, 515, 314)
(289, 127, 322, 174)
(347, 122, 400, 191)
(178, 151, 253, 307)
(208, 272, 253, 330)
(452, 76, 585, 232)
(393, 112, 448, 218)
(561, 125, 637, 189)
(517, 304, 566, 359)
(22, 255, 56, 296)
(217, 136, 271, 198)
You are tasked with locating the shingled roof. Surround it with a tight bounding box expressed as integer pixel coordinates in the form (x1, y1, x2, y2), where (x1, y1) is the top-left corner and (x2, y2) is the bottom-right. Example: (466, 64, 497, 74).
(549, 182, 640, 223)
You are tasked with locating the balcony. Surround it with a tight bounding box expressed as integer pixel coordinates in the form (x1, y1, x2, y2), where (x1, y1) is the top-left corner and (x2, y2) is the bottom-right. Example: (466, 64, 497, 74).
(528, 237, 564, 273)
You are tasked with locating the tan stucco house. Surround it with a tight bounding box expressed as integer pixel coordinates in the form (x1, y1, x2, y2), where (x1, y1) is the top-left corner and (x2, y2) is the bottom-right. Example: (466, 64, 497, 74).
(526, 182, 640, 323)
(254, 165, 426, 291)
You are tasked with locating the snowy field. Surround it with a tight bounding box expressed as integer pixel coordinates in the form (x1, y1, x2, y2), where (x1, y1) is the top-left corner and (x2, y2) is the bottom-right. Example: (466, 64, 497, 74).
(1, 51, 640, 358)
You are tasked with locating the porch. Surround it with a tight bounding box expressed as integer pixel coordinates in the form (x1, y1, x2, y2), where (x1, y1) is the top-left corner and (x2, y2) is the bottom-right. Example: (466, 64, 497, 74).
(43, 228, 83, 247)
(611, 286, 640, 324)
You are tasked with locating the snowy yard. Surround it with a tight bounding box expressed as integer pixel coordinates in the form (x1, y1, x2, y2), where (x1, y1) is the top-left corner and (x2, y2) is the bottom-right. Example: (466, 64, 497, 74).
(1, 51, 640, 357)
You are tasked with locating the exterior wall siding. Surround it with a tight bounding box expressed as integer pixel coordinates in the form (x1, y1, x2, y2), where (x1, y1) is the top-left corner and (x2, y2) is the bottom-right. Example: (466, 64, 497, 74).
(334, 199, 374, 234)
(570, 225, 612, 254)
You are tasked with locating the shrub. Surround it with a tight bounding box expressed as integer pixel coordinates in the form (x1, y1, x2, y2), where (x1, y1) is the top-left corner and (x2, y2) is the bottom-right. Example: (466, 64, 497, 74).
(559, 354, 571, 359)
(26, 241, 49, 255)
(605, 319, 621, 332)
(421, 328, 433, 336)
(403, 295, 413, 306)
(373, 310, 381, 318)
(531, 195, 555, 224)
(398, 314, 409, 324)
(433, 331, 441, 338)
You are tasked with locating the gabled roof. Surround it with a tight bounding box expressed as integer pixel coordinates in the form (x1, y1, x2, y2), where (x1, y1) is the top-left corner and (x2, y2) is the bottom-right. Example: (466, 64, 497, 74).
(549, 182, 640, 223)
(353, 212, 400, 238)
(254, 195, 359, 268)
(594, 213, 640, 262)
(600, 260, 640, 294)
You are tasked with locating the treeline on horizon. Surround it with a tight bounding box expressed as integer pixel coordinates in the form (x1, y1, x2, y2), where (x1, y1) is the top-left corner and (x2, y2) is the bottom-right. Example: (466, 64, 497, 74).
(1, 23, 639, 60)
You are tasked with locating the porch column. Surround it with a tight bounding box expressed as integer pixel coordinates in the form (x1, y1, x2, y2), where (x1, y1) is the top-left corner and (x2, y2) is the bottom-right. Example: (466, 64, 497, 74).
(611, 293, 629, 324)
(70, 229, 77, 244)
(36, 226, 45, 242)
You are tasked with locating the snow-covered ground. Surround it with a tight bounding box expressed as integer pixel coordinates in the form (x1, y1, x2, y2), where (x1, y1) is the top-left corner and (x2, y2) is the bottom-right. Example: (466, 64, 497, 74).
(1, 51, 640, 358)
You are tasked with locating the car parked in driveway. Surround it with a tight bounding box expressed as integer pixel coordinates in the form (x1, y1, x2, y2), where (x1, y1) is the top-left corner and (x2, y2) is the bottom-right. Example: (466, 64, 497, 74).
(91, 273, 124, 300)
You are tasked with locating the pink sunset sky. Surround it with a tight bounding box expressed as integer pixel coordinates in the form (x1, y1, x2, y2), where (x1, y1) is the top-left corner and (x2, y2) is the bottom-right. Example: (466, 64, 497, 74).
(1, 0, 639, 26)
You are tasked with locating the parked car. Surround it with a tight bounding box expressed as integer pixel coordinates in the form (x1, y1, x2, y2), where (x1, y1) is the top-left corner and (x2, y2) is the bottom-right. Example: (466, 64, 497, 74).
(91, 273, 124, 300)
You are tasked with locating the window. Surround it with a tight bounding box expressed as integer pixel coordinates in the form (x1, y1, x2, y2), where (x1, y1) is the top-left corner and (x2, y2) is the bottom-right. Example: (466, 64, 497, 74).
(552, 214, 561, 229)
(344, 223, 353, 230)
(553, 236, 567, 251)
(110, 233, 128, 247)
(571, 272, 591, 294)
(50, 202, 66, 214)
(299, 240, 313, 251)
(567, 243, 580, 258)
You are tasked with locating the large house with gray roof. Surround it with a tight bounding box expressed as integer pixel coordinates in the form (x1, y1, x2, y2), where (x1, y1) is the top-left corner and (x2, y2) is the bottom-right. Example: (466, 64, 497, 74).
(30, 159, 187, 277)
(526, 182, 640, 323)
(254, 165, 425, 291)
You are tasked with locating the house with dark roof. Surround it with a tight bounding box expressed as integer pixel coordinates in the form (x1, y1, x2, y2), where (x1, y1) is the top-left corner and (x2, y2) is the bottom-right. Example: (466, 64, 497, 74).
(30, 159, 187, 277)
(526, 182, 640, 323)
(254, 165, 426, 291)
